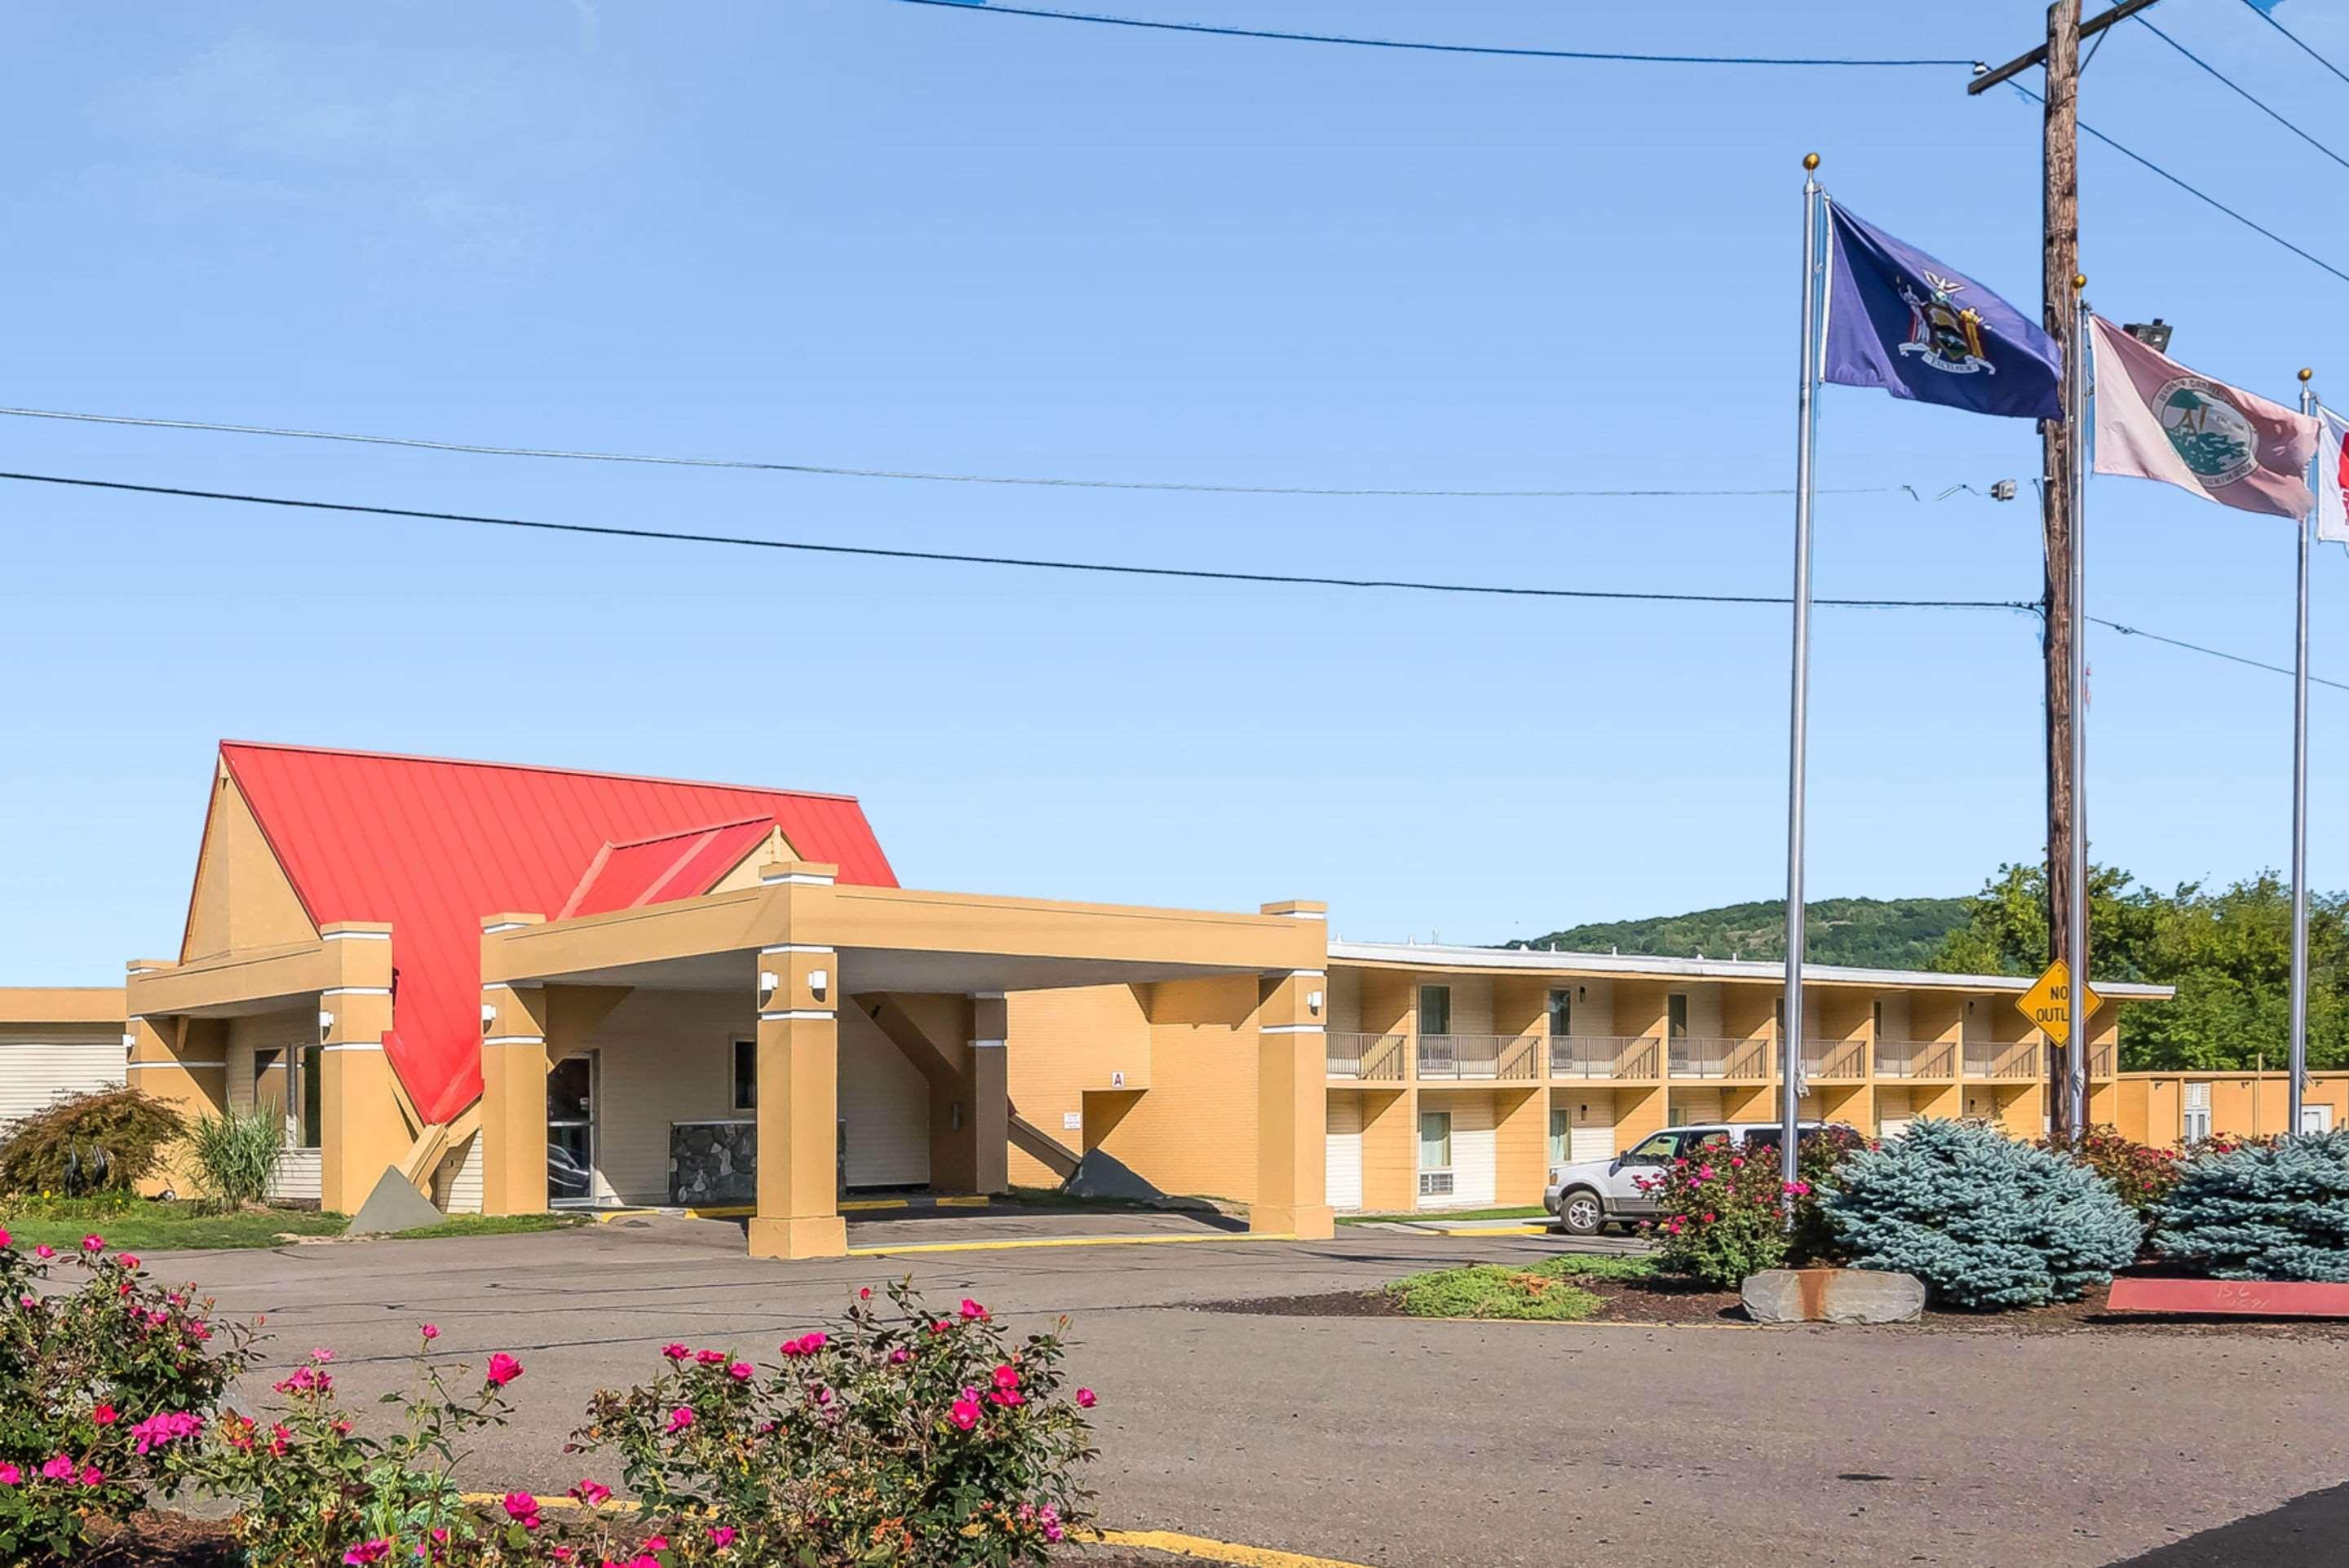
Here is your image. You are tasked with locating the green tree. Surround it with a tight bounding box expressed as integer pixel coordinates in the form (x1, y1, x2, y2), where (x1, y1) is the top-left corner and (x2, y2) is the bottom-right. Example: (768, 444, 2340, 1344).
(1928, 862, 2349, 1072)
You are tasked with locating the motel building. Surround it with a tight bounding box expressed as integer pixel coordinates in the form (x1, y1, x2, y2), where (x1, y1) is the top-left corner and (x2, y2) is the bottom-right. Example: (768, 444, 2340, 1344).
(0, 742, 2186, 1260)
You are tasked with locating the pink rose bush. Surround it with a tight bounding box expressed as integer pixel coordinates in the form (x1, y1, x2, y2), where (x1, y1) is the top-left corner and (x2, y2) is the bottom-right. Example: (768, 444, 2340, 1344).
(1639, 1127, 1874, 1289)
(0, 1231, 255, 1564)
(569, 1278, 1095, 1566)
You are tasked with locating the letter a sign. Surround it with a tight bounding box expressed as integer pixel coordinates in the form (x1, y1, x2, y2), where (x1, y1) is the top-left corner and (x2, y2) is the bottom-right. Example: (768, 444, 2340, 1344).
(2017, 959, 2102, 1047)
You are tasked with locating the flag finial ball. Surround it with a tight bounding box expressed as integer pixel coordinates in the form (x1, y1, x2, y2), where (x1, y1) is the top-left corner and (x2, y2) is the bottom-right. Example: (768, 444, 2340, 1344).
(1802, 152, 1819, 170)
(2303, 367, 2316, 382)
(2073, 273, 2087, 290)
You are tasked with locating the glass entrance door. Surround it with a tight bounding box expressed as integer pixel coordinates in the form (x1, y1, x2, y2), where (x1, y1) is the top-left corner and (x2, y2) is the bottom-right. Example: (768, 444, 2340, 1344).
(547, 1054, 597, 1204)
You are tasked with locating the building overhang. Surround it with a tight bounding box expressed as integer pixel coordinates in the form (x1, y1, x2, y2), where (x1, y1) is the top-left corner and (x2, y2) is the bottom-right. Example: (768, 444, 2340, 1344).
(126, 923, 394, 1018)
(484, 874, 1323, 996)
(1329, 940, 2174, 1001)
(0, 987, 126, 1026)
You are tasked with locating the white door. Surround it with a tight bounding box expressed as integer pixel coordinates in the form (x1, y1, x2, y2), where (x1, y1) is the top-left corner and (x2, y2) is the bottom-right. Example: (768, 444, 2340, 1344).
(1877, 1087, 1913, 1140)
(1568, 1098, 1617, 1163)
(1450, 1099, 1498, 1206)
(1325, 1098, 1364, 1210)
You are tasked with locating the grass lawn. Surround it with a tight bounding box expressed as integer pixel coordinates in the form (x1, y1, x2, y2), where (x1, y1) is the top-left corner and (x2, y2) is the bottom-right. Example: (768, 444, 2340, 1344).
(1338, 1204, 1553, 1225)
(0, 1198, 588, 1253)
(1387, 1252, 1657, 1321)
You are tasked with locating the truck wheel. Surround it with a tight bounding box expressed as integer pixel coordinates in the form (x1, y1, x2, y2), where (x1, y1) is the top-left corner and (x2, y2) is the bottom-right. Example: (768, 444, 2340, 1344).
(1556, 1188, 1604, 1236)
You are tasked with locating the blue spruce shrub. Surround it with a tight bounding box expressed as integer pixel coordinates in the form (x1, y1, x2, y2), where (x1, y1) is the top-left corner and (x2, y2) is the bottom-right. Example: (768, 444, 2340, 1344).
(2155, 1130, 2349, 1282)
(1825, 1118, 2140, 1309)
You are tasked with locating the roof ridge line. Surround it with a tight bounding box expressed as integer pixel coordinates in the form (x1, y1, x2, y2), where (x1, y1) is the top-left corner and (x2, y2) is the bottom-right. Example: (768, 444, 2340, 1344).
(215, 740, 867, 805)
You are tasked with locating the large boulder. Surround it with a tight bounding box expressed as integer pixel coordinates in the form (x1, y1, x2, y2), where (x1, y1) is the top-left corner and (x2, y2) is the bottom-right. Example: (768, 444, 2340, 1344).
(1742, 1267, 1925, 1325)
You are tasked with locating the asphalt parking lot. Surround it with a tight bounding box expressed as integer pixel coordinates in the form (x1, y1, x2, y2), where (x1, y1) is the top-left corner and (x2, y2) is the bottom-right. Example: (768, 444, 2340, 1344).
(150, 1218, 2349, 1568)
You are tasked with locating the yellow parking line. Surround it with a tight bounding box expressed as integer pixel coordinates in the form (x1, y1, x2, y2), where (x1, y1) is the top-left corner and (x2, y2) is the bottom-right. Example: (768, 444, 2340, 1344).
(1087, 1527, 1379, 1568)
(1424, 1224, 1547, 1237)
(847, 1231, 1294, 1257)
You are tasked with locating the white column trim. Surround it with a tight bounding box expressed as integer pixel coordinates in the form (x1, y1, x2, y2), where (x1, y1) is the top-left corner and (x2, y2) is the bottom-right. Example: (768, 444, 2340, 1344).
(483, 1034, 546, 1047)
(759, 1009, 837, 1023)
(321, 986, 392, 997)
(1263, 1024, 1326, 1035)
(759, 943, 835, 956)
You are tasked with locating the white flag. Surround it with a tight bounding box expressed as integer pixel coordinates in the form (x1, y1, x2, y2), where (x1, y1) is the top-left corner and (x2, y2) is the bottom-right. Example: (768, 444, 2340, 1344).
(2089, 316, 2318, 519)
(2317, 405, 2349, 546)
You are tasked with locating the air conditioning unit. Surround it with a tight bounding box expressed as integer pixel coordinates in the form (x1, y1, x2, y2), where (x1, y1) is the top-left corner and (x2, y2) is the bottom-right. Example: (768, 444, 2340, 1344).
(1418, 1171, 1455, 1199)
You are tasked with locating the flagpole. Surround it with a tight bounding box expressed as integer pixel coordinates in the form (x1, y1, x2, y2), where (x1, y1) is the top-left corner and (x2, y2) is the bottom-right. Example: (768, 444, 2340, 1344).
(1782, 153, 1824, 1217)
(2068, 284, 2090, 1136)
(2291, 367, 2316, 1137)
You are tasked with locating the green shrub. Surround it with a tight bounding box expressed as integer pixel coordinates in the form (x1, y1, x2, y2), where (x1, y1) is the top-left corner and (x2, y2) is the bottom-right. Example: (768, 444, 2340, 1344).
(1388, 1264, 1604, 1321)
(1825, 1119, 2140, 1310)
(0, 1089, 186, 1197)
(180, 1109, 285, 1213)
(2154, 1130, 2349, 1281)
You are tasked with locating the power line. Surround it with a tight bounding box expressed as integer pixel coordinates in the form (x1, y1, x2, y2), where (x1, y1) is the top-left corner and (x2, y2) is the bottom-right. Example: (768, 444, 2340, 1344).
(2236, 0, 2349, 91)
(0, 405, 1984, 502)
(892, 0, 1977, 68)
(2090, 615, 2349, 695)
(2139, 15, 2349, 174)
(0, 468, 2033, 611)
(11, 467, 2340, 696)
(2011, 83, 2349, 286)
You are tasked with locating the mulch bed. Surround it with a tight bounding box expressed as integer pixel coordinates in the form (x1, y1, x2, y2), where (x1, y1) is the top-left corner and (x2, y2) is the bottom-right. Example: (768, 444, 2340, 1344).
(1200, 1268, 2349, 1336)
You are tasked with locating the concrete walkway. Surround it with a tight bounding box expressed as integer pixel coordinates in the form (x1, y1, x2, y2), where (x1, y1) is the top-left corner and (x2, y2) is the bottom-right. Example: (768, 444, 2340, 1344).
(152, 1223, 2349, 1568)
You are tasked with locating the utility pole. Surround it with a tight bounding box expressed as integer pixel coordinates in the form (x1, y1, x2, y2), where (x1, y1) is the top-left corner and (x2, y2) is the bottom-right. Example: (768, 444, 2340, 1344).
(1970, 0, 2157, 1137)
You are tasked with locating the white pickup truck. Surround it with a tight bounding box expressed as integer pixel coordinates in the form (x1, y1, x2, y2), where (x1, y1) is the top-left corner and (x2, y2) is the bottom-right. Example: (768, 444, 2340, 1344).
(1543, 1120, 1857, 1235)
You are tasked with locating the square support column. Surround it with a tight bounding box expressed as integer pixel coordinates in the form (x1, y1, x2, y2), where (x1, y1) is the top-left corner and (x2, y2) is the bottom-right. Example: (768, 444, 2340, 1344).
(317, 925, 405, 1215)
(1253, 901, 1334, 1240)
(480, 977, 551, 1217)
(748, 943, 847, 1261)
(969, 993, 1010, 1195)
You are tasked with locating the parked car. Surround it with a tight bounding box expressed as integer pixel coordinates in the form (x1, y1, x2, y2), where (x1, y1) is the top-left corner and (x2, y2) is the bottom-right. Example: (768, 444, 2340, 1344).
(1543, 1120, 1858, 1236)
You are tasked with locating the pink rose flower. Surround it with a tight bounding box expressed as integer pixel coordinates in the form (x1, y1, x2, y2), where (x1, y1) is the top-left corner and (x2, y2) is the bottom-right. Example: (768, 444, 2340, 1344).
(991, 1363, 1020, 1391)
(33, 1245, 53, 1261)
(949, 1398, 981, 1431)
(667, 1407, 695, 1433)
(502, 1491, 541, 1530)
(485, 1352, 523, 1387)
(888, 1347, 911, 1364)
(39, 1456, 72, 1482)
(570, 1479, 613, 1507)
(79, 1235, 104, 1253)
(343, 1540, 392, 1566)
(661, 1343, 690, 1361)
(696, 1349, 725, 1366)
(709, 1526, 737, 1548)
(92, 1404, 117, 1426)
(1075, 1388, 1096, 1408)
(958, 1298, 987, 1321)
(116, 1253, 139, 1271)
(421, 1323, 439, 1341)
(728, 1361, 754, 1381)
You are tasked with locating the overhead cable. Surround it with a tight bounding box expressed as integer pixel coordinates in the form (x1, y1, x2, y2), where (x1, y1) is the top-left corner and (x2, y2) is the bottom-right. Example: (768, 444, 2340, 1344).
(2235, 0, 2349, 91)
(2139, 16, 2349, 174)
(2010, 83, 2349, 287)
(891, 0, 1977, 68)
(0, 406, 1983, 502)
(0, 469, 2032, 611)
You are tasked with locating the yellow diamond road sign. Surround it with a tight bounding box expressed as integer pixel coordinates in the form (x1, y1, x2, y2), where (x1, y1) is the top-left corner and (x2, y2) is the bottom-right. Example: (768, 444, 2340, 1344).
(2017, 959, 2102, 1046)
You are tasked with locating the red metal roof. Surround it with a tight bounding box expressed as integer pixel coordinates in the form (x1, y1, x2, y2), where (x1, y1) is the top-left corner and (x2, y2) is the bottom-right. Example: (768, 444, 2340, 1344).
(214, 742, 897, 1124)
(556, 817, 776, 921)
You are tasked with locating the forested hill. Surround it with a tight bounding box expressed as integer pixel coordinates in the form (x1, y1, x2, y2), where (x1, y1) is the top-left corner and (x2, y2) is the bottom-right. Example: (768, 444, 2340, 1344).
(1508, 896, 1970, 970)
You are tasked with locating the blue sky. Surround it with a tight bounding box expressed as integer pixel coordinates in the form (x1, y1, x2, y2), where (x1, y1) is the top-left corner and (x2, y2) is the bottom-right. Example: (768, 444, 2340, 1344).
(7, 0, 2349, 982)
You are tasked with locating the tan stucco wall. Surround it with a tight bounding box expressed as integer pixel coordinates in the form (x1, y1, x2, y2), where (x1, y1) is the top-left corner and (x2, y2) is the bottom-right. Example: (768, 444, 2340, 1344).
(183, 771, 316, 962)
